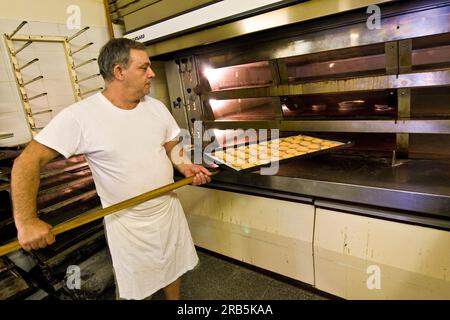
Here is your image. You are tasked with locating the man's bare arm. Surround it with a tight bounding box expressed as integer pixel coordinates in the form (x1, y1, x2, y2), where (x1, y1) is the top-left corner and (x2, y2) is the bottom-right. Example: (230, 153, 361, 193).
(11, 140, 60, 251)
(164, 140, 211, 186)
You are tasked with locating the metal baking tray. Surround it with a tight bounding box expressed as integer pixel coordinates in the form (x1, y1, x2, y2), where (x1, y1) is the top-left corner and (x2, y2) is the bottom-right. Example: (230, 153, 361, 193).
(204, 135, 353, 173)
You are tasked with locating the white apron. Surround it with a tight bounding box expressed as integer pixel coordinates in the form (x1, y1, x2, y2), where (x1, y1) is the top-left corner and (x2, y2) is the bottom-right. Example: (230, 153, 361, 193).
(104, 192, 198, 300)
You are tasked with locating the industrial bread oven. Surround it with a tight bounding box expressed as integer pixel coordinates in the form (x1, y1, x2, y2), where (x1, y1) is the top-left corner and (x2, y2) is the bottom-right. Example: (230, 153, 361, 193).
(1, 0, 450, 300)
(143, 0, 450, 299)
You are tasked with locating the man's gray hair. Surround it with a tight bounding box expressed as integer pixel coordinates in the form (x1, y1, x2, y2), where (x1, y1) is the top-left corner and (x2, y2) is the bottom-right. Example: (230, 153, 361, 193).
(98, 38, 147, 81)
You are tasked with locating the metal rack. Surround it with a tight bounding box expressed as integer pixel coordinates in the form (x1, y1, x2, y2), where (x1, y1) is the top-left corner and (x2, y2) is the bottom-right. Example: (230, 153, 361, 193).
(3, 21, 102, 136)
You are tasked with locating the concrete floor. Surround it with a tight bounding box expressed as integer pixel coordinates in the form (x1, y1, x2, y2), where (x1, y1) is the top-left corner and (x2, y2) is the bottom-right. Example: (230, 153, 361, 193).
(101, 248, 333, 300)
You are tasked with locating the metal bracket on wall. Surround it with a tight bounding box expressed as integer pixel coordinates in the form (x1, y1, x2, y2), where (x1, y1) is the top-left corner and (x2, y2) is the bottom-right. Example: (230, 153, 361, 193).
(396, 89, 411, 158)
(399, 39, 412, 74)
(385, 41, 398, 75)
(396, 38, 413, 158)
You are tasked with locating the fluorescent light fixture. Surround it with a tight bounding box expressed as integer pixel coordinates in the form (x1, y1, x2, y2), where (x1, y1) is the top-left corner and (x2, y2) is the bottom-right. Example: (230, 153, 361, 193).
(125, 0, 287, 43)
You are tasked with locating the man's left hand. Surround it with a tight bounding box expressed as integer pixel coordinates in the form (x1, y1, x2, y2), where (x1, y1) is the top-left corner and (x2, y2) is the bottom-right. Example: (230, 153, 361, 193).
(178, 164, 212, 186)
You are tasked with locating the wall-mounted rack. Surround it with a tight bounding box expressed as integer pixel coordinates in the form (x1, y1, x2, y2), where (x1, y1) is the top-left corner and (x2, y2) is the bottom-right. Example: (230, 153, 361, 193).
(3, 21, 103, 136)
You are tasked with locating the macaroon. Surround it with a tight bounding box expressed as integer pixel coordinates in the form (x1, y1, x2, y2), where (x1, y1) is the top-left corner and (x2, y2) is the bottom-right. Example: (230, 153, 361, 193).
(308, 144, 321, 150)
(285, 148, 297, 154)
(284, 137, 297, 143)
(296, 146, 309, 152)
(300, 141, 312, 147)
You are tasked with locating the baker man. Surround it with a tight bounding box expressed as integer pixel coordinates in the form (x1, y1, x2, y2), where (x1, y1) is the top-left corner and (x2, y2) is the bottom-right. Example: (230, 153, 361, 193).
(11, 38, 211, 300)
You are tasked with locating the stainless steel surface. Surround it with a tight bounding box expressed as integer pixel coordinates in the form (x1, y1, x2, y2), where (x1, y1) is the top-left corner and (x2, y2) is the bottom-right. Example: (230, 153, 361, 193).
(204, 120, 279, 130)
(158, 0, 450, 226)
(165, 57, 214, 137)
(205, 179, 313, 204)
(209, 97, 281, 121)
(398, 88, 411, 119)
(399, 39, 413, 73)
(396, 133, 409, 156)
(206, 119, 450, 134)
(385, 41, 398, 75)
(190, 2, 450, 68)
(165, 60, 191, 131)
(145, 0, 394, 57)
(280, 120, 450, 134)
(397, 88, 411, 154)
(123, 0, 214, 32)
(205, 69, 450, 99)
(314, 199, 450, 230)
(116, 0, 160, 17)
(280, 120, 450, 133)
(208, 157, 450, 219)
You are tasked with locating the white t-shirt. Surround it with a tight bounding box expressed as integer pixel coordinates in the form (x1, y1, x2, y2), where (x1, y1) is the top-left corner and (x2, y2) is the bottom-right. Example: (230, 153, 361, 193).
(35, 93, 199, 299)
(35, 92, 180, 208)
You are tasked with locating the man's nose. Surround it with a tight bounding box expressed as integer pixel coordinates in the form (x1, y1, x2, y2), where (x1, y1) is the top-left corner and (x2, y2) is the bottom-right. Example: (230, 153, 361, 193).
(147, 67, 156, 78)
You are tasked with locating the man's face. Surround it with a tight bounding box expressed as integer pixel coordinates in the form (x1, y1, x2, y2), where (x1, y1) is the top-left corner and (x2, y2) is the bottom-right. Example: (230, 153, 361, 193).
(122, 49, 155, 99)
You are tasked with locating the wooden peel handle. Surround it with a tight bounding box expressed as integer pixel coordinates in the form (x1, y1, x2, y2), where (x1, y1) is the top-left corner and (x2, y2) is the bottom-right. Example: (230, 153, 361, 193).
(0, 171, 218, 257)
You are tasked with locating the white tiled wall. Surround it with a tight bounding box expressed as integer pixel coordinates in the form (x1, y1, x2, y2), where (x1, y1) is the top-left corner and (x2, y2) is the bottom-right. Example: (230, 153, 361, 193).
(0, 17, 111, 147)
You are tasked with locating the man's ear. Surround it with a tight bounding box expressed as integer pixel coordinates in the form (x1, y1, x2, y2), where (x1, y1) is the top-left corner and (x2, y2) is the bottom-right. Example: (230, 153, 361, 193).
(112, 64, 125, 81)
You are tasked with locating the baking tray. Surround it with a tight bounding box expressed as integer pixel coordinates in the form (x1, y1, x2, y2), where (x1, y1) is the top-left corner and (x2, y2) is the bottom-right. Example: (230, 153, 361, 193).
(204, 134, 353, 173)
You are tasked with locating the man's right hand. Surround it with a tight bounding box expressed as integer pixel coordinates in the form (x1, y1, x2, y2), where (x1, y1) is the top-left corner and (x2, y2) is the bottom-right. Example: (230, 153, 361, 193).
(16, 218, 55, 251)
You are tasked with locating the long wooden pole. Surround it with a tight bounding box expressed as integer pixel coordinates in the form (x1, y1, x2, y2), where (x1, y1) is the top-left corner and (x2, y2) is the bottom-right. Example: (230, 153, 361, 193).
(0, 172, 218, 257)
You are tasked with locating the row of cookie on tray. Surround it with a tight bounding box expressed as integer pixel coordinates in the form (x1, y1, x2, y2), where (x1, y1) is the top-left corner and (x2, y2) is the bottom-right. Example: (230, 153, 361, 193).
(209, 135, 344, 170)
